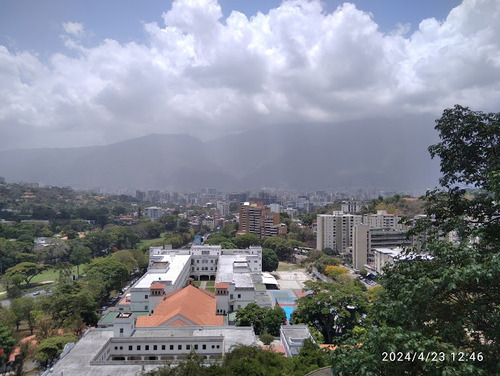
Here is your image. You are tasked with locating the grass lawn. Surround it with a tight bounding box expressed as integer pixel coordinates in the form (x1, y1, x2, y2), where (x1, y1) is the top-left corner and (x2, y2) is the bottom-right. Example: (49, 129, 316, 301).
(192, 281, 202, 287)
(136, 232, 168, 250)
(277, 262, 302, 271)
(31, 265, 82, 284)
(0, 264, 88, 294)
(204, 287, 215, 292)
(136, 235, 166, 250)
(206, 281, 215, 287)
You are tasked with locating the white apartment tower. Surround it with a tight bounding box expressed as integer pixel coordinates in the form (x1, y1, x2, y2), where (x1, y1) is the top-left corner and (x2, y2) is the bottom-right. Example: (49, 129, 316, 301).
(316, 212, 363, 253)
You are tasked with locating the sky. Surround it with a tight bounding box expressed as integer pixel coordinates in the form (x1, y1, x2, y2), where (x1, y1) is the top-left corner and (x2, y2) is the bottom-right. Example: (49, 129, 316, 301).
(0, 0, 498, 151)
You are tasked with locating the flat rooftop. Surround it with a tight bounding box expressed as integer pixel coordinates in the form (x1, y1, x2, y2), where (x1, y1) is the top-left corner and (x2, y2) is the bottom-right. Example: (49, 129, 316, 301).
(216, 255, 254, 288)
(48, 326, 256, 376)
(134, 254, 191, 289)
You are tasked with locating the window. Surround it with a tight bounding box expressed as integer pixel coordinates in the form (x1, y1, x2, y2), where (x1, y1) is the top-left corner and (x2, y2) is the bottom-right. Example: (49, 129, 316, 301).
(119, 328, 123, 334)
(114, 346, 118, 350)
(145, 345, 149, 350)
(194, 345, 198, 350)
(153, 345, 157, 350)
(145, 294, 148, 299)
(216, 345, 220, 349)
(120, 346, 123, 350)
(178, 345, 182, 350)
(170, 345, 174, 350)
(137, 345, 141, 350)
(237, 294, 241, 298)
(162, 345, 166, 350)
(186, 345, 190, 350)
(202, 345, 206, 350)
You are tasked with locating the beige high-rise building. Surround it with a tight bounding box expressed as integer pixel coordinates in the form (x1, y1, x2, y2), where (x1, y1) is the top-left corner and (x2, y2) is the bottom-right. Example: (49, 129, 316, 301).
(238, 202, 282, 239)
(316, 212, 363, 253)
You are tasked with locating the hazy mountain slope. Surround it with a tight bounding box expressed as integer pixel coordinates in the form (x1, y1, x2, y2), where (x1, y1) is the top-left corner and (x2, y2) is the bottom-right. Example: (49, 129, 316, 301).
(0, 118, 441, 190)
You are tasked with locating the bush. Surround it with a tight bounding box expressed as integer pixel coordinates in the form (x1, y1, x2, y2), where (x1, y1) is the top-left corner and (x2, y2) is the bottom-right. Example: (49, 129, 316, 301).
(259, 333, 274, 345)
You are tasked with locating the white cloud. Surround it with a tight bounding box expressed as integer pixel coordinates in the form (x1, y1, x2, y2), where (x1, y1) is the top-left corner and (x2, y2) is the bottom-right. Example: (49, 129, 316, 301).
(62, 22, 85, 37)
(0, 0, 499, 149)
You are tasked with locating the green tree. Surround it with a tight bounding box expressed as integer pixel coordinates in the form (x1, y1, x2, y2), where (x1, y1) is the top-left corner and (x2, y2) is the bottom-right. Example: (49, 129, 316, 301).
(236, 303, 286, 336)
(291, 281, 368, 343)
(35, 333, 77, 368)
(111, 249, 138, 273)
(262, 248, 279, 272)
(69, 245, 92, 278)
(330, 106, 500, 375)
(52, 261, 73, 283)
(85, 257, 129, 302)
(235, 303, 266, 335)
(5, 262, 46, 287)
(0, 322, 15, 367)
(263, 306, 287, 336)
(233, 234, 260, 249)
(40, 282, 98, 325)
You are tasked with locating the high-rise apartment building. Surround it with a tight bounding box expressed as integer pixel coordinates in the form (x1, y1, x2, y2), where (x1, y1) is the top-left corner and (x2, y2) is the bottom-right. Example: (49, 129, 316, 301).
(316, 212, 363, 253)
(238, 202, 282, 239)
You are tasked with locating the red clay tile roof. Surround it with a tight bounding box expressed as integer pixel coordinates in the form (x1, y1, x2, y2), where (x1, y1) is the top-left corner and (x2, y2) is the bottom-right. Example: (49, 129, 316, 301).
(215, 282, 229, 289)
(150, 282, 165, 290)
(136, 285, 223, 327)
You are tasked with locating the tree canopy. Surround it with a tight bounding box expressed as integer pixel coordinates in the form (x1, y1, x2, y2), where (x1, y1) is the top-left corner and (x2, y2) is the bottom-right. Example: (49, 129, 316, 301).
(330, 106, 500, 375)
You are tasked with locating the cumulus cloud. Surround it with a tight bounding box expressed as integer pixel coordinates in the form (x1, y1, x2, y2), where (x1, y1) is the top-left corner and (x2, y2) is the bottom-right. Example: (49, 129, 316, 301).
(62, 22, 85, 37)
(0, 0, 499, 150)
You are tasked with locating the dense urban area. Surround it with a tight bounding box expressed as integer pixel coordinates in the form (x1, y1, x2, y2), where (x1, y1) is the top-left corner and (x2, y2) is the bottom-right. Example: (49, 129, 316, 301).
(0, 107, 498, 375)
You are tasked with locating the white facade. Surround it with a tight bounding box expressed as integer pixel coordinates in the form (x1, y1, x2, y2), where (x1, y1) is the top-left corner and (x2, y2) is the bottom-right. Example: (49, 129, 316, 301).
(130, 250, 191, 312)
(216, 202, 230, 217)
(372, 247, 402, 274)
(363, 210, 406, 231)
(316, 212, 363, 252)
(341, 201, 364, 213)
(269, 203, 282, 214)
(144, 207, 164, 220)
(137, 245, 264, 314)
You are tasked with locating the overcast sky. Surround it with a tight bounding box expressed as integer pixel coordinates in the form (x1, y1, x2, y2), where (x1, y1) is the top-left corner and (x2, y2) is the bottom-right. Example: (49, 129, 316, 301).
(0, 0, 498, 151)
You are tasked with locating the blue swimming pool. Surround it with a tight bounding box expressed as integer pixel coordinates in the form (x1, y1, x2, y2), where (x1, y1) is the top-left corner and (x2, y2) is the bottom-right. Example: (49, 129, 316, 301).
(282, 306, 295, 323)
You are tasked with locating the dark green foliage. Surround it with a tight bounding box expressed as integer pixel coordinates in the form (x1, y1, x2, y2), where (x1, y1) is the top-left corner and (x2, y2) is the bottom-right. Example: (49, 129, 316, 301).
(69, 245, 92, 277)
(262, 248, 279, 272)
(85, 256, 129, 302)
(40, 282, 98, 325)
(233, 234, 260, 249)
(235, 303, 286, 336)
(259, 333, 274, 345)
(330, 106, 500, 375)
(5, 262, 46, 287)
(291, 281, 368, 343)
(35, 333, 78, 368)
(0, 321, 15, 366)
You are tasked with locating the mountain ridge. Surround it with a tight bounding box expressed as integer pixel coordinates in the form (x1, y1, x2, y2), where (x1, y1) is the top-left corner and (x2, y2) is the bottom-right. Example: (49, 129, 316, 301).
(0, 118, 441, 191)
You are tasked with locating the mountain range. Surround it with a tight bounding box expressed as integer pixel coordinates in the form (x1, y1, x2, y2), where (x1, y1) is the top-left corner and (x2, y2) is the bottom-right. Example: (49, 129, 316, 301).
(0, 117, 442, 191)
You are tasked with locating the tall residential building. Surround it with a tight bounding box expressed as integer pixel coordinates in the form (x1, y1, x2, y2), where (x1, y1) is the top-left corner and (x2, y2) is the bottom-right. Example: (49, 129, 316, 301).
(238, 202, 282, 239)
(352, 224, 370, 270)
(363, 210, 407, 231)
(144, 206, 164, 220)
(341, 201, 364, 213)
(352, 227, 411, 270)
(316, 212, 363, 253)
(216, 201, 230, 217)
